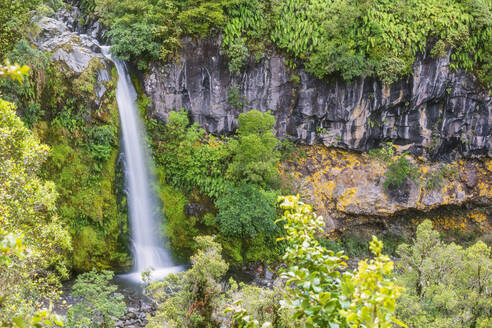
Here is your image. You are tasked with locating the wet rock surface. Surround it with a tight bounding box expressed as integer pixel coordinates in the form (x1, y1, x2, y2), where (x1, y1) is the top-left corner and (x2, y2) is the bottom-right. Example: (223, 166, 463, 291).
(33, 14, 106, 73)
(31, 6, 112, 104)
(144, 37, 491, 159)
(115, 300, 155, 328)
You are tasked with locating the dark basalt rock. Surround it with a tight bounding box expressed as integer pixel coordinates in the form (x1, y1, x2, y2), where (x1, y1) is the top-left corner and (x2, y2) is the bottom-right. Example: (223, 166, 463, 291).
(144, 37, 491, 158)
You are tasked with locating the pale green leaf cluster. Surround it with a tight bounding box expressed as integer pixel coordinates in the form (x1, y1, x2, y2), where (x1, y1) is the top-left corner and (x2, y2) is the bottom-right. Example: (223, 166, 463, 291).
(340, 236, 406, 328)
(277, 195, 348, 328)
(232, 195, 404, 328)
(396, 220, 492, 328)
(0, 60, 30, 82)
(0, 64, 71, 326)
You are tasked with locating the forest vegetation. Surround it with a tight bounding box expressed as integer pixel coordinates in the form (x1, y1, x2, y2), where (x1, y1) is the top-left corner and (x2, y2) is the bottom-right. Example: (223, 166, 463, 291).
(0, 0, 491, 327)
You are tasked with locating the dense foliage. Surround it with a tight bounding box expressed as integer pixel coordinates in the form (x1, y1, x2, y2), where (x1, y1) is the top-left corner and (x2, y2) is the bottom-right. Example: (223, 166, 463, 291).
(67, 270, 126, 328)
(215, 184, 278, 239)
(83, 0, 491, 84)
(144, 108, 282, 263)
(1, 2, 491, 327)
(146, 236, 292, 328)
(90, 0, 237, 69)
(227, 110, 280, 188)
(1, 40, 130, 271)
(0, 0, 40, 55)
(152, 195, 404, 328)
(269, 0, 491, 84)
(396, 220, 492, 328)
(276, 196, 403, 328)
(0, 63, 70, 326)
(146, 236, 229, 327)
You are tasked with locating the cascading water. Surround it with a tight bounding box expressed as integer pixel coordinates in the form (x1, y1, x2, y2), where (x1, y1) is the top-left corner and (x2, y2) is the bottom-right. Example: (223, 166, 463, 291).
(105, 49, 182, 282)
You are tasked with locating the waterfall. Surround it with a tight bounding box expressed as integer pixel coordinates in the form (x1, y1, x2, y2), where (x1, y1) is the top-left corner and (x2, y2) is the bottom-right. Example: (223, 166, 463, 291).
(108, 52, 182, 282)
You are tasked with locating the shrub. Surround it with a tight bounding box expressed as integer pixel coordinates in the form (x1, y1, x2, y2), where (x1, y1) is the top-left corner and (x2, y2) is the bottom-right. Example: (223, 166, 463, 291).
(96, 0, 235, 69)
(384, 155, 419, 190)
(227, 110, 280, 188)
(230, 195, 405, 328)
(87, 125, 116, 161)
(67, 270, 126, 328)
(0, 94, 71, 325)
(146, 236, 229, 327)
(215, 184, 279, 239)
(368, 142, 395, 163)
(396, 220, 492, 328)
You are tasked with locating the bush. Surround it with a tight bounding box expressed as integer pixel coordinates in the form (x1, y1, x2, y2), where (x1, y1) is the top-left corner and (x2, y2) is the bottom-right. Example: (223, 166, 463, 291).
(368, 142, 395, 163)
(0, 94, 71, 325)
(67, 270, 126, 328)
(231, 195, 405, 328)
(215, 184, 279, 239)
(146, 236, 229, 328)
(87, 125, 116, 161)
(227, 110, 280, 188)
(369, 143, 420, 192)
(95, 0, 235, 69)
(396, 220, 492, 328)
(384, 155, 419, 190)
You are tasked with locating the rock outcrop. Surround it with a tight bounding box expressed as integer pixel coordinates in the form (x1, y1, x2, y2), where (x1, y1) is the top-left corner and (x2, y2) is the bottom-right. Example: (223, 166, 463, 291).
(280, 146, 492, 236)
(32, 7, 111, 106)
(144, 37, 491, 159)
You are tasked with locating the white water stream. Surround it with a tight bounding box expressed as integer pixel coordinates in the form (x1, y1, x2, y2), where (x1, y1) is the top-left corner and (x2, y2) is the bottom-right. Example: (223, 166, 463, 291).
(105, 50, 182, 282)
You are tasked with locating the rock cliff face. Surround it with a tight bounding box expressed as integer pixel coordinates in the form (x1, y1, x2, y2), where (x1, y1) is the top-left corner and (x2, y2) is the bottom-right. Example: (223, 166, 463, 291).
(280, 146, 491, 236)
(144, 37, 491, 159)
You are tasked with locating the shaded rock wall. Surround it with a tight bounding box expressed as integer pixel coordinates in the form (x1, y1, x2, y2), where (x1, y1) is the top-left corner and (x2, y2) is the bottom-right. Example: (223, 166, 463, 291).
(144, 37, 491, 159)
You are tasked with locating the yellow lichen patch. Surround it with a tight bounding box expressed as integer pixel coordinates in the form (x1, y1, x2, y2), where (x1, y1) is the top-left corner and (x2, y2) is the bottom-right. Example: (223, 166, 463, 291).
(280, 143, 490, 234)
(419, 165, 430, 175)
(441, 182, 458, 204)
(478, 181, 492, 198)
(469, 211, 487, 224)
(337, 187, 358, 212)
(325, 180, 336, 199)
(483, 158, 492, 172)
(433, 215, 470, 232)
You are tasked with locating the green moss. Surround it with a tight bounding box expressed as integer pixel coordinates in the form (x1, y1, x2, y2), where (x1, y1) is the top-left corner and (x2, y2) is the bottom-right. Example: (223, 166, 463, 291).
(158, 175, 198, 258)
(243, 234, 282, 263)
(29, 58, 130, 271)
(218, 237, 243, 264)
(73, 226, 110, 271)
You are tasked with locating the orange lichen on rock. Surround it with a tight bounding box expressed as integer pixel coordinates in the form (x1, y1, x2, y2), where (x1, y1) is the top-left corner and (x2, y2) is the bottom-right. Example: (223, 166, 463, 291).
(279, 144, 491, 235)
